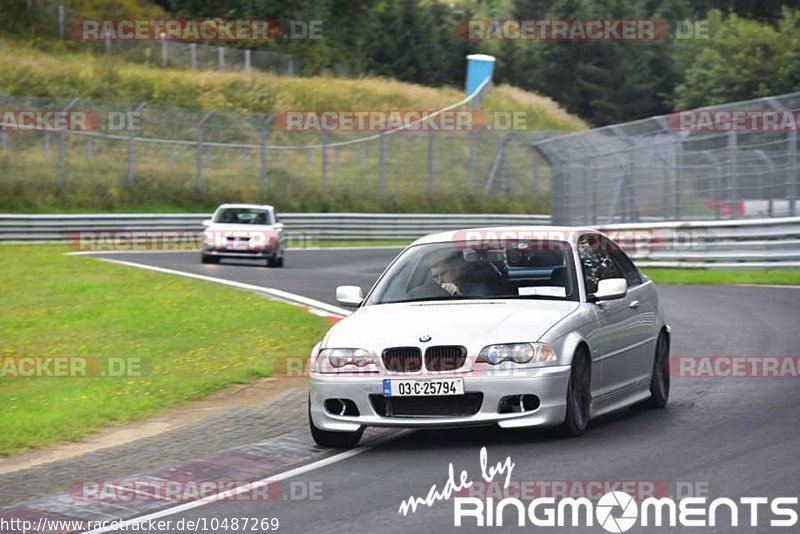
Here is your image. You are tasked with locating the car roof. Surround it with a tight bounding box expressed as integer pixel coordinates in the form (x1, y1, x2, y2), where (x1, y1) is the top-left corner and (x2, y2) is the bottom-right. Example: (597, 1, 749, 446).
(214, 203, 274, 211)
(409, 225, 600, 246)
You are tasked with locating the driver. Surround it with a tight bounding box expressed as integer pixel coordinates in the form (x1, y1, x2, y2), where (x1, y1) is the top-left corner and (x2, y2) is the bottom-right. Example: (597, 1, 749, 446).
(408, 249, 508, 298)
(429, 250, 470, 296)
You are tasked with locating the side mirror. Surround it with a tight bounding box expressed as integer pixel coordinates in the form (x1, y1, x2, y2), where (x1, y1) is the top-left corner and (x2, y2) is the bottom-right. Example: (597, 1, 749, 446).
(336, 285, 364, 307)
(273, 222, 284, 231)
(202, 219, 212, 227)
(592, 278, 628, 301)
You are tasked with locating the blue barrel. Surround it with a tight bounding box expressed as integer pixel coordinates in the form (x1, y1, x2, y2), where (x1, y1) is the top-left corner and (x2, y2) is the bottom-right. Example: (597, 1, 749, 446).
(465, 54, 496, 96)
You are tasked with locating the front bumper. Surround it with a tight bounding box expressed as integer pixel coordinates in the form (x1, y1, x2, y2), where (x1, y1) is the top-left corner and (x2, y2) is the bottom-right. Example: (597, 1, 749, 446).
(202, 248, 277, 259)
(309, 365, 571, 432)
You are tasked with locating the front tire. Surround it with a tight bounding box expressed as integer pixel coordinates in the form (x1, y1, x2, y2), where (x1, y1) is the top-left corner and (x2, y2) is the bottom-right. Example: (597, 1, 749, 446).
(309, 401, 363, 448)
(645, 332, 670, 408)
(266, 248, 284, 267)
(557, 349, 591, 437)
(201, 254, 219, 264)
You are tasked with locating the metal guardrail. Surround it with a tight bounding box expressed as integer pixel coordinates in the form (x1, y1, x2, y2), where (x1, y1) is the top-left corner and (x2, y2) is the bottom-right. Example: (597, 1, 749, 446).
(603, 217, 800, 268)
(0, 213, 550, 242)
(1, 213, 798, 268)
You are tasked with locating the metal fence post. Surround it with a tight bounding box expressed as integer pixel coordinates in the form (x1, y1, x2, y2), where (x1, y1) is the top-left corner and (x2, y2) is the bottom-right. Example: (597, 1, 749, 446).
(531, 150, 539, 200)
(378, 132, 387, 198)
(127, 103, 146, 187)
(217, 47, 225, 70)
(259, 115, 273, 200)
(195, 111, 213, 189)
(245, 49, 251, 71)
(189, 44, 197, 69)
(44, 133, 50, 157)
(789, 129, 797, 216)
(590, 161, 598, 225)
(86, 137, 92, 161)
(56, 98, 79, 191)
(468, 129, 477, 190)
(673, 139, 683, 220)
(0, 131, 8, 152)
(161, 39, 168, 67)
(427, 130, 435, 197)
(754, 150, 776, 217)
(727, 131, 738, 219)
(58, 4, 65, 41)
(629, 157, 639, 222)
(581, 163, 589, 224)
(321, 133, 329, 194)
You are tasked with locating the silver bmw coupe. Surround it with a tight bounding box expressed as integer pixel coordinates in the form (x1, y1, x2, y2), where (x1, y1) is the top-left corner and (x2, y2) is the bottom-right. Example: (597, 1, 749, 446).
(308, 227, 670, 447)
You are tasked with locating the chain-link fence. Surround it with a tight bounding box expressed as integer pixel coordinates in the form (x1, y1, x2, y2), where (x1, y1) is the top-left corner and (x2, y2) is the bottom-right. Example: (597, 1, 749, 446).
(0, 86, 549, 211)
(26, 1, 297, 75)
(534, 92, 800, 225)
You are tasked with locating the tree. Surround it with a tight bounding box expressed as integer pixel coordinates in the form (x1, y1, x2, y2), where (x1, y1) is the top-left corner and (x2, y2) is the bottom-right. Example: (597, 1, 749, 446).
(673, 10, 799, 108)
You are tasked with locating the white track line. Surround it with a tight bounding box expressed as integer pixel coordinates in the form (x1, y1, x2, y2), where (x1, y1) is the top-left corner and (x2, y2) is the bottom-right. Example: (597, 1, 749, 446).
(82, 445, 375, 533)
(734, 284, 800, 289)
(67, 245, 404, 255)
(95, 257, 350, 317)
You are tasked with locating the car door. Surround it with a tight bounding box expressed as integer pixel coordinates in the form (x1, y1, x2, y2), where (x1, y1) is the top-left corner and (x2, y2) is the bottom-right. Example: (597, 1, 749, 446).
(577, 234, 641, 400)
(606, 238, 658, 385)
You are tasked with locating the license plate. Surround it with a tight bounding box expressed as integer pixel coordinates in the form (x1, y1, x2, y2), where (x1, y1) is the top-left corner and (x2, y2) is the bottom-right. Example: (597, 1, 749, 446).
(382, 378, 464, 397)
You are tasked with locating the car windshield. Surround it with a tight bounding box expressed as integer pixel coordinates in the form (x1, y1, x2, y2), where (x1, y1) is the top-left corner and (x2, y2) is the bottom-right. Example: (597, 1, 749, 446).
(214, 208, 271, 225)
(366, 240, 578, 304)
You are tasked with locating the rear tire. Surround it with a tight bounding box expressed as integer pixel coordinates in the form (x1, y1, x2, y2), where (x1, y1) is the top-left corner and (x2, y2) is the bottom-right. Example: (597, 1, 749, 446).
(556, 348, 591, 437)
(309, 401, 363, 448)
(645, 332, 670, 408)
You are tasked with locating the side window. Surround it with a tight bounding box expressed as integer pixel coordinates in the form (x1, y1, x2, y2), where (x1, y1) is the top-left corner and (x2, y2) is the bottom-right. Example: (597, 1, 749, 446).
(577, 234, 622, 295)
(604, 238, 643, 287)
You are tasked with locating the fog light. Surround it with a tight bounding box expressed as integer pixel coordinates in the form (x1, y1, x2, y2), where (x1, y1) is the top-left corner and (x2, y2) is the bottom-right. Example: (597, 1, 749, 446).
(324, 398, 360, 416)
(498, 394, 540, 414)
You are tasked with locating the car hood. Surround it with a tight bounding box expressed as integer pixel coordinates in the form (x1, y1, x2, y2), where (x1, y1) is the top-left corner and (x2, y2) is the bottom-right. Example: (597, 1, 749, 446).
(323, 299, 579, 353)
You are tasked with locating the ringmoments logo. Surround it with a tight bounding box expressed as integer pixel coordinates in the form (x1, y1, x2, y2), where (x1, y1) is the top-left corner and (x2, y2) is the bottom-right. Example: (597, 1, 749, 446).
(397, 448, 799, 530)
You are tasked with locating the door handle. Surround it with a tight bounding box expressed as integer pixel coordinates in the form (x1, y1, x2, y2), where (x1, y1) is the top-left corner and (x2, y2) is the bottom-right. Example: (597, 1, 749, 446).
(629, 300, 640, 309)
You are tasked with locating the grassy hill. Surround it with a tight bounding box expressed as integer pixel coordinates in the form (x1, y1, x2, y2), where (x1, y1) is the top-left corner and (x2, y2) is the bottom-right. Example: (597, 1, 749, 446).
(0, 39, 586, 213)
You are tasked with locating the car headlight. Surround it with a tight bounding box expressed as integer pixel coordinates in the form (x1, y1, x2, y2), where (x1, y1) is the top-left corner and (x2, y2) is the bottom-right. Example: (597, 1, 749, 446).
(477, 343, 558, 366)
(316, 348, 377, 372)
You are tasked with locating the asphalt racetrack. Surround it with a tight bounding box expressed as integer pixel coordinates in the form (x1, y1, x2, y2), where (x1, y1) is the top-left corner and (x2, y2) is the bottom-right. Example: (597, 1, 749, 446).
(89, 248, 800, 534)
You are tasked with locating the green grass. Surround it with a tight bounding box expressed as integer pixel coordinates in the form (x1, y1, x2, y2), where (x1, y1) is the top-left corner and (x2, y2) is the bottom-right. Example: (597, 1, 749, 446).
(0, 37, 575, 213)
(643, 269, 800, 285)
(0, 245, 330, 455)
